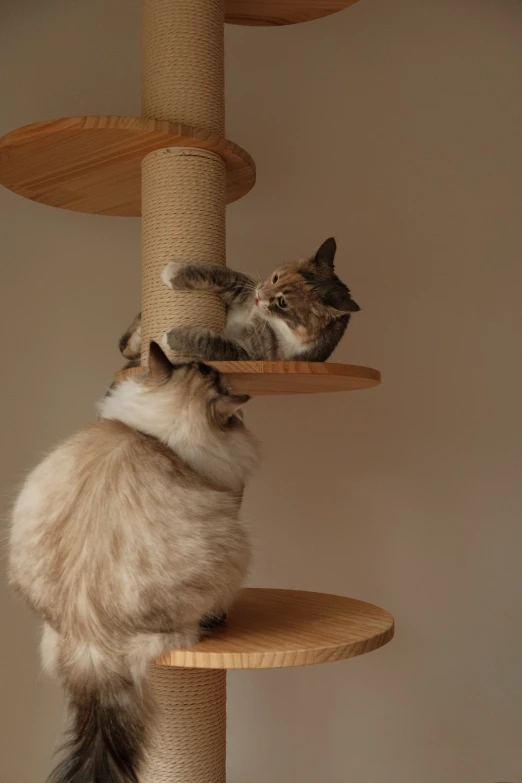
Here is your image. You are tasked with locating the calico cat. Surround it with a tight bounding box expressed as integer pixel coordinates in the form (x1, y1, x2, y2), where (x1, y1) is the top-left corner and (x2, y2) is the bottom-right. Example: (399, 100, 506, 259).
(119, 238, 360, 365)
(9, 343, 258, 783)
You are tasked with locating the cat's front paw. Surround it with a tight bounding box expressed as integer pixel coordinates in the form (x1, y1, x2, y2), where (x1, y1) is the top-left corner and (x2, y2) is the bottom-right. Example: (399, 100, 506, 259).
(162, 326, 199, 360)
(162, 326, 183, 353)
(161, 261, 188, 290)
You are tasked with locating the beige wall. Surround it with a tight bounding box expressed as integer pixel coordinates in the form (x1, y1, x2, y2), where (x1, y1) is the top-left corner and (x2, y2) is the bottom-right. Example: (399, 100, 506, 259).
(1, 0, 521, 781)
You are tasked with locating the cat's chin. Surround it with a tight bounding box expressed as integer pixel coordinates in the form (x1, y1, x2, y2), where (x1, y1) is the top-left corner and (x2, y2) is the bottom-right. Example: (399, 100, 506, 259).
(255, 307, 271, 321)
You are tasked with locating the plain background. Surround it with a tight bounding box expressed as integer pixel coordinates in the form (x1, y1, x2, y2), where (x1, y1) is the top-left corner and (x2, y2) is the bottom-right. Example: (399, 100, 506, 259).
(1, 0, 521, 781)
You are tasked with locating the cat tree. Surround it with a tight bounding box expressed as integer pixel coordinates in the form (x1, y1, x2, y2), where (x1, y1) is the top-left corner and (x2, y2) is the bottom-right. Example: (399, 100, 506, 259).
(0, 1, 394, 780)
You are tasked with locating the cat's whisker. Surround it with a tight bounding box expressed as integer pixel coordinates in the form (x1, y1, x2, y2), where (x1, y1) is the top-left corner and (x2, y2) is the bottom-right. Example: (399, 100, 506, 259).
(242, 278, 260, 292)
(252, 316, 269, 345)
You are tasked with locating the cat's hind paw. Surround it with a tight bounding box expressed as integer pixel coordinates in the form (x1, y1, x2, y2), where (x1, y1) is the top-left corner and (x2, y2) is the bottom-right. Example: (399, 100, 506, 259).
(200, 612, 228, 632)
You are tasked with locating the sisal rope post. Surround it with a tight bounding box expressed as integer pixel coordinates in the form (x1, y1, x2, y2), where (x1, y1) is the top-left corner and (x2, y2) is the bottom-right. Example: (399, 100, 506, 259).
(140, 1, 228, 780)
(142, 668, 227, 783)
(142, 0, 225, 134)
(141, 147, 226, 359)
(140, 0, 227, 363)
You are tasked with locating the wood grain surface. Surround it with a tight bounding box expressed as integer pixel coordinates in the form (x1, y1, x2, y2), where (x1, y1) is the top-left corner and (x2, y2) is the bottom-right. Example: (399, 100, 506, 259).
(115, 361, 381, 395)
(157, 588, 394, 669)
(0, 116, 255, 215)
(225, 0, 360, 26)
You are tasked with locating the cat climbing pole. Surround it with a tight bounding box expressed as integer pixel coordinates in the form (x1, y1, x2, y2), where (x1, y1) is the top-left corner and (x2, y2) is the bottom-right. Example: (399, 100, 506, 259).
(0, 1, 393, 780)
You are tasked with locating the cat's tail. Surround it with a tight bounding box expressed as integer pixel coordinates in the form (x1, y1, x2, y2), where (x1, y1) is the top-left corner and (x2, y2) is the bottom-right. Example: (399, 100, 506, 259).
(47, 683, 145, 783)
(43, 626, 149, 783)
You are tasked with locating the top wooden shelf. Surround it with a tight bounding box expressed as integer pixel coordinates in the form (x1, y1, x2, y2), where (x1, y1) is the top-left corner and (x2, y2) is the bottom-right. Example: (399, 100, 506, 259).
(0, 116, 255, 216)
(157, 588, 394, 669)
(224, 0, 360, 26)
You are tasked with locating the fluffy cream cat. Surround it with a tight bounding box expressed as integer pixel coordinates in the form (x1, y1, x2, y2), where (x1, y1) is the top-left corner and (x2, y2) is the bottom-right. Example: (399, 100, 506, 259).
(9, 343, 258, 783)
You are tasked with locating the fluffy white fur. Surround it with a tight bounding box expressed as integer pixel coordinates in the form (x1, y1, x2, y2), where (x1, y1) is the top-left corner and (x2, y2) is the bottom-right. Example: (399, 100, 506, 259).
(8, 347, 259, 783)
(100, 376, 256, 491)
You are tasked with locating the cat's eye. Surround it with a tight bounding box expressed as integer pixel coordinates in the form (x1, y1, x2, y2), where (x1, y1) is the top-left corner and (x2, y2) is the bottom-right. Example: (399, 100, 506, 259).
(272, 274, 279, 284)
(278, 297, 287, 308)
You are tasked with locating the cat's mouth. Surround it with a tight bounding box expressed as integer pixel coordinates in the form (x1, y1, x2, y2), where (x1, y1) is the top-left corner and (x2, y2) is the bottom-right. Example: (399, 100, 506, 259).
(255, 295, 270, 314)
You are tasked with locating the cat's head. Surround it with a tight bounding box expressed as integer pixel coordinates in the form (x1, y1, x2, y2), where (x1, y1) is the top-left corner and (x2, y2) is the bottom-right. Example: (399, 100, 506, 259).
(143, 341, 251, 431)
(101, 342, 257, 488)
(255, 238, 360, 342)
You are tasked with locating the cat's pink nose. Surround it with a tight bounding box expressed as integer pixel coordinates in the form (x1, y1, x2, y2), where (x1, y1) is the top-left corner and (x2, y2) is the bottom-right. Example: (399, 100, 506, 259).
(255, 297, 259, 305)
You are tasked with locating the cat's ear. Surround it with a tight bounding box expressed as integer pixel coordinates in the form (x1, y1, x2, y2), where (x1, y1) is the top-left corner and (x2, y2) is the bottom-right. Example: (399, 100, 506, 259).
(313, 237, 337, 271)
(213, 393, 250, 423)
(148, 341, 173, 382)
(328, 290, 361, 316)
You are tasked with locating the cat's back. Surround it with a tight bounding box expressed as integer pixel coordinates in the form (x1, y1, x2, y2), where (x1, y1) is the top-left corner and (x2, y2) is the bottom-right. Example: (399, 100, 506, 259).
(10, 417, 232, 551)
(16, 418, 147, 492)
(9, 419, 189, 608)
(63, 418, 177, 485)
(10, 420, 172, 558)
(12, 418, 185, 517)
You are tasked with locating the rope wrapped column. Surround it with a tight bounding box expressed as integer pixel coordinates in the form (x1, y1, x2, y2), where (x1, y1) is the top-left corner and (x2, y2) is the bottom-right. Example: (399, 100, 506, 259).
(140, 0, 227, 362)
(140, 1, 228, 780)
(141, 148, 226, 359)
(142, 668, 227, 783)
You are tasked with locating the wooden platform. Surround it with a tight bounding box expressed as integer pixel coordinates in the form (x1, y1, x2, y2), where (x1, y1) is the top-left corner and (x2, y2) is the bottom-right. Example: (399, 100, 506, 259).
(115, 361, 381, 395)
(225, 0, 360, 26)
(0, 116, 255, 216)
(158, 588, 394, 669)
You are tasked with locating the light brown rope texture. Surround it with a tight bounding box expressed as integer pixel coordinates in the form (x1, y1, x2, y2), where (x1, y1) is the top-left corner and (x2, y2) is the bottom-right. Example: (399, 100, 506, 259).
(141, 667, 227, 783)
(142, 0, 224, 135)
(140, 1, 228, 774)
(141, 148, 226, 362)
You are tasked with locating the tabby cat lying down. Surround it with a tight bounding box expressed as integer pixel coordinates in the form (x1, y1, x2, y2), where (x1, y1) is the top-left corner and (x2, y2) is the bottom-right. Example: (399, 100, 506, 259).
(120, 238, 360, 365)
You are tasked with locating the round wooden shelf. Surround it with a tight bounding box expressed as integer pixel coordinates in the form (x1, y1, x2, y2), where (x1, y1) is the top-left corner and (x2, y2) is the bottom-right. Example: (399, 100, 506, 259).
(116, 361, 381, 395)
(157, 588, 394, 669)
(224, 0, 360, 26)
(0, 116, 255, 216)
